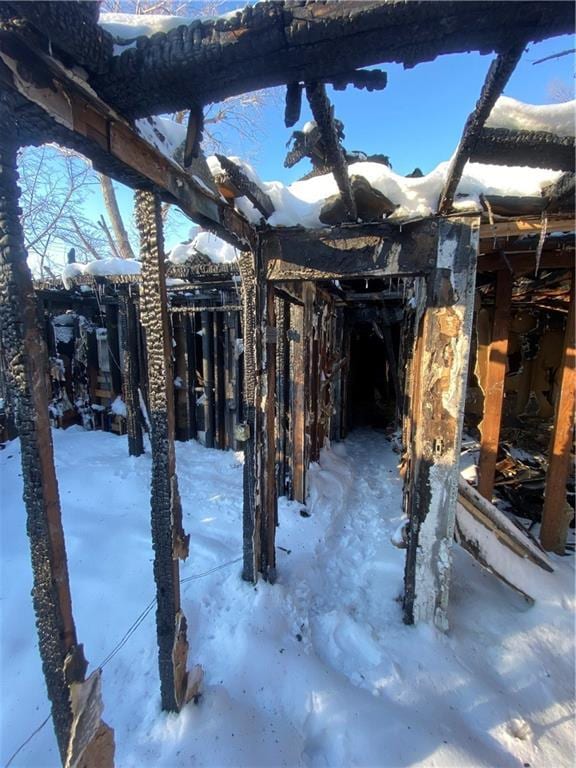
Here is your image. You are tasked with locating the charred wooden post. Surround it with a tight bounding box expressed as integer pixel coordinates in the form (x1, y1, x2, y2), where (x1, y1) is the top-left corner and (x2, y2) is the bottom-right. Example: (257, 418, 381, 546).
(305, 82, 357, 221)
(238, 246, 277, 582)
(213, 311, 226, 449)
(276, 296, 290, 496)
(0, 140, 112, 762)
(477, 269, 513, 499)
(105, 301, 122, 397)
(437, 43, 525, 215)
(119, 292, 144, 456)
(403, 217, 480, 630)
(173, 312, 192, 442)
(303, 283, 316, 473)
(540, 277, 575, 553)
(186, 314, 198, 440)
(135, 190, 190, 712)
(290, 300, 306, 502)
(201, 310, 215, 448)
(284, 82, 303, 127)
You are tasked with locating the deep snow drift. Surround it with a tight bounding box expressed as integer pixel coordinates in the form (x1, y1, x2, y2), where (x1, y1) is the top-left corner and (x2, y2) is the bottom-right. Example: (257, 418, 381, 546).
(1, 428, 574, 767)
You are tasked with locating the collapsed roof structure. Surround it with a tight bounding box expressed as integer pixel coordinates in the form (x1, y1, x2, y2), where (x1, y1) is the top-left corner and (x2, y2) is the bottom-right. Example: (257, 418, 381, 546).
(0, 2, 574, 766)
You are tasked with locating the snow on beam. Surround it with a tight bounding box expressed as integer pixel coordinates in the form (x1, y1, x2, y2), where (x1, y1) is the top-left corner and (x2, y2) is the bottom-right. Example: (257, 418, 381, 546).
(403, 216, 480, 631)
(136, 190, 191, 712)
(471, 128, 575, 171)
(0, 139, 114, 764)
(263, 221, 438, 282)
(0, 30, 253, 251)
(437, 43, 525, 215)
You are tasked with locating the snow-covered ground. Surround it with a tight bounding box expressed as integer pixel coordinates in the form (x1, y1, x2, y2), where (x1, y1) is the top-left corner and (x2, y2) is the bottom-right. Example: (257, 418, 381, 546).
(1, 428, 574, 767)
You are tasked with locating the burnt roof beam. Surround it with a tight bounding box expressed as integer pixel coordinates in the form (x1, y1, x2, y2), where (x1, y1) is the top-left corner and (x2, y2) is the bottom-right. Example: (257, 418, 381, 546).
(471, 128, 575, 172)
(437, 42, 526, 215)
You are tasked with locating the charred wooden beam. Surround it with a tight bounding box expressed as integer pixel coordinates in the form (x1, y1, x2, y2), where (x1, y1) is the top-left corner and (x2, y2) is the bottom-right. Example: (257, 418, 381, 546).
(305, 82, 357, 221)
(119, 293, 144, 457)
(183, 104, 204, 168)
(166, 263, 240, 282)
(437, 43, 526, 215)
(264, 220, 437, 282)
(136, 190, 190, 712)
(284, 82, 302, 128)
(92, 2, 573, 118)
(403, 217, 480, 630)
(327, 68, 387, 92)
(0, 139, 104, 761)
(215, 154, 275, 220)
(3, 1, 113, 74)
(543, 172, 575, 213)
(0, 33, 253, 250)
(471, 128, 575, 172)
(477, 270, 513, 500)
(540, 277, 575, 553)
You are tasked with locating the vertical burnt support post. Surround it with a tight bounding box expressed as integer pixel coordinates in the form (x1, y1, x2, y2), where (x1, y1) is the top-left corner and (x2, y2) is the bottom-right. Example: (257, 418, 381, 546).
(238, 243, 277, 582)
(105, 301, 122, 397)
(135, 190, 190, 712)
(0, 141, 109, 762)
(275, 296, 289, 497)
(213, 311, 226, 449)
(330, 307, 344, 442)
(302, 282, 316, 481)
(173, 312, 191, 442)
(290, 300, 306, 503)
(119, 291, 144, 456)
(186, 313, 198, 440)
(201, 310, 215, 448)
(540, 276, 575, 553)
(477, 269, 513, 499)
(403, 217, 479, 631)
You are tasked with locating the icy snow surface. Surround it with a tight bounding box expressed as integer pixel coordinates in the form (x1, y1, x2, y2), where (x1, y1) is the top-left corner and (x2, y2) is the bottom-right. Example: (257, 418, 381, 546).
(168, 231, 239, 265)
(486, 96, 575, 137)
(1, 429, 574, 767)
(207, 155, 563, 227)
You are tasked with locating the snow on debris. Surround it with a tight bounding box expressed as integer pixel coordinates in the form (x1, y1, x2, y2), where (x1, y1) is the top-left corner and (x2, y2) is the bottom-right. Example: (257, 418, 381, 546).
(209, 154, 563, 228)
(100, 13, 194, 42)
(135, 115, 187, 162)
(486, 96, 575, 137)
(1, 428, 574, 767)
(167, 231, 239, 265)
(61, 258, 141, 288)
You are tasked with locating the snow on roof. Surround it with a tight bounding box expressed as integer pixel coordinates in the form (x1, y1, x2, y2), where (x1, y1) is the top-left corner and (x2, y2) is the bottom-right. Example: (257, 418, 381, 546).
(167, 231, 239, 265)
(486, 96, 575, 137)
(208, 155, 563, 228)
(61, 258, 141, 288)
(135, 116, 187, 163)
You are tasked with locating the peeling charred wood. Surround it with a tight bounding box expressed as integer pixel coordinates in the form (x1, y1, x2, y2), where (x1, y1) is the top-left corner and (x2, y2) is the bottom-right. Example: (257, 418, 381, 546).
(471, 128, 575, 172)
(215, 154, 275, 220)
(0, 140, 90, 760)
(91, 2, 573, 118)
(3, 1, 113, 74)
(480, 216, 575, 241)
(183, 104, 204, 168)
(136, 190, 190, 712)
(305, 82, 357, 221)
(403, 217, 480, 630)
(328, 68, 387, 92)
(437, 43, 525, 215)
(201, 311, 215, 449)
(543, 172, 575, 213)
(264, 220, 437, 282)
(0, 35, 253, 250)
(284, 82, 302, 128)
(119, 294, 144, 457)
(541, 278, 575, 553)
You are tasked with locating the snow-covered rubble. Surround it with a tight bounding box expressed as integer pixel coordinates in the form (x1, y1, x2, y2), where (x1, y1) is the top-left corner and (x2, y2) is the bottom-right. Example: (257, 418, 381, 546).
(167, 231, 239, 265)
(1, 428, 574, 767)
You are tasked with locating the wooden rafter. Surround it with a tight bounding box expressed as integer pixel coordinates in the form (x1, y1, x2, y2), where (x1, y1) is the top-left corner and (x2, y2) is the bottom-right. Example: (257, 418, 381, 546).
(471, 128, 575, 172)
(437, 43, 526, 215)
(214, 154, 275, 220)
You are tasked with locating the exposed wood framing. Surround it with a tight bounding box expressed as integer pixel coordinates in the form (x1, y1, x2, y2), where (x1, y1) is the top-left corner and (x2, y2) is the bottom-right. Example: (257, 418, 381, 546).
(305, 82, 357, 220)
(471, 128, 575, 172)
(403, 217, 480, 630)
(478, 250, 574, 272)
(290, 300, 306, 503)
(479, 216, 574, 240)
(173, 312, 192, 442)
(276, 296, 290, 496)
(136, 190, 190, 712)
(0, 140, 111, 762)
(214, 311, 226, 449)
(540, 276, 575, 553)
(263, 220, 437, 282)
(0, 31, 253, 249)
(119, 292, 144, 456)
(104, 301, 122, 397)
(437, 43, 525, 215)
(477, 270, 513, 500)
